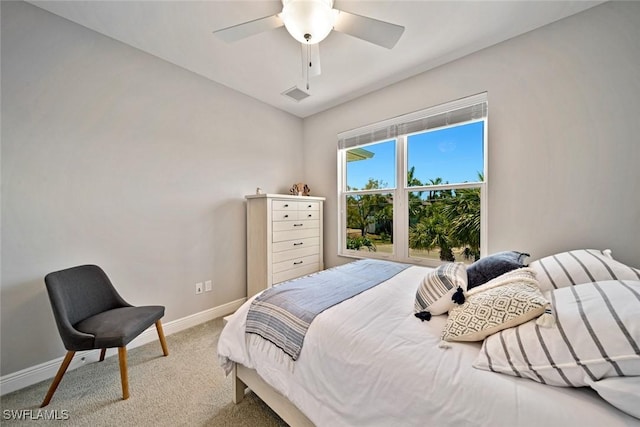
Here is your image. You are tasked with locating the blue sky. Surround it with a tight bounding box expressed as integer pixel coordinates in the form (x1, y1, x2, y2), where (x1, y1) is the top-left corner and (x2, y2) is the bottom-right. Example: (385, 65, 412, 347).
(346, 121, 484, 190)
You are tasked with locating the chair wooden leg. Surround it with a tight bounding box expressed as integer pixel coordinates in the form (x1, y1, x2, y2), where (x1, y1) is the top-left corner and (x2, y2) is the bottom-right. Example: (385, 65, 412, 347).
(155, 320, 169, 356)
(99, 348, 107, 362)
(41, 351, 75, 407)
(118, 347, 129, 400)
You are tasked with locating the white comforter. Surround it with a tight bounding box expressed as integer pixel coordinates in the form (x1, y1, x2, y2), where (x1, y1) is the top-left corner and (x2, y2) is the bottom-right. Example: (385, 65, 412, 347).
(218, 265, 639, 427)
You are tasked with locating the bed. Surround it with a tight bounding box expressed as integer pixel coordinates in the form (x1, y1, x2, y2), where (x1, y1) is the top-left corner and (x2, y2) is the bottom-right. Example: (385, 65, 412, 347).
(217, 251, 640, 426)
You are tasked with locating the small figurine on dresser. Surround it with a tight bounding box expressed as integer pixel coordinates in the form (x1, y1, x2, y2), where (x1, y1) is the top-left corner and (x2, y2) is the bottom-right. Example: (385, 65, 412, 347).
(290, 182, 310, 196)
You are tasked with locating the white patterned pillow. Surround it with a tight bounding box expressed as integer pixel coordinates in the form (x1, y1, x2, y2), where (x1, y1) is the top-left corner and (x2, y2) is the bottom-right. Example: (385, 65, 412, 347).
(441, 268, 547, 342)
(529, 249, 640, 292)
(473, 280, 640, 387)
(414, 262, 467, 317)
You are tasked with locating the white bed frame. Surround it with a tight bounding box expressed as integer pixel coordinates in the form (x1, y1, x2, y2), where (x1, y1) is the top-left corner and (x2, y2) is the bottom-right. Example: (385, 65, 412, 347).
(232, 362, 314, 427)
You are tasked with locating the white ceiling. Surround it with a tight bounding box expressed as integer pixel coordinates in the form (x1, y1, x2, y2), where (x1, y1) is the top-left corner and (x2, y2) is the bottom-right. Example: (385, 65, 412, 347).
(28, 0, 603, 118)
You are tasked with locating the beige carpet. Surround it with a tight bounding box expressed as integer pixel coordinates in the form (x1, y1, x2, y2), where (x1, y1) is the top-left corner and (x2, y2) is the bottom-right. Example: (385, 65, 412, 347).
(1, 318, 287, 426)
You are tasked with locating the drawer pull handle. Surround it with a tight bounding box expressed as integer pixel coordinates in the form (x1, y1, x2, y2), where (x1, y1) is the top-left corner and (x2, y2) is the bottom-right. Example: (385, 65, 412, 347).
(307, 214, 312, 217)
(294, 261, 303, 265)
(284, 214, 289, 218)
(294, 242, 304, 246)
(308, 205, 312, 208)
(293, 223, 303, 227)
(284, 204, 289, 207)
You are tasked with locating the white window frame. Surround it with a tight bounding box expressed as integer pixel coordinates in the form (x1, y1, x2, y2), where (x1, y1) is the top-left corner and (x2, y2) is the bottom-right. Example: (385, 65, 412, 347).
(337, 93, 488, 266)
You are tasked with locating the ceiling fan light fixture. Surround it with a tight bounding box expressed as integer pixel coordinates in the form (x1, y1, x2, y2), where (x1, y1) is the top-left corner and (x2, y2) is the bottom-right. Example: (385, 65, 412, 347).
(281, 0, 336, 44)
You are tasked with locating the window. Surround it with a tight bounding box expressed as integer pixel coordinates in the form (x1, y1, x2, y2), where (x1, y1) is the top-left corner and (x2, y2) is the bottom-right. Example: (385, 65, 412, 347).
(338, 93, 487, 266)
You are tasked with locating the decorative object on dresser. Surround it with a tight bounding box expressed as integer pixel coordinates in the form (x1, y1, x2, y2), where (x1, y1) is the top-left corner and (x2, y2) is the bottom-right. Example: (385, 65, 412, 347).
(289, 182, 310, 196)
(245, 194, 325, 298)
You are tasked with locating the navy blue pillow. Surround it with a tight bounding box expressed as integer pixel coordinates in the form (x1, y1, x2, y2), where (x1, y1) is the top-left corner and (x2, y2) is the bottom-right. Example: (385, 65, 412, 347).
(466, 251, 530, 289)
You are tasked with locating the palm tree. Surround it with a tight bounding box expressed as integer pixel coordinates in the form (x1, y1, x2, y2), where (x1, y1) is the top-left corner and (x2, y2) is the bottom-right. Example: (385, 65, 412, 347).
(442, 172, 483, 260)
(407, 167, 425, 227)
(409, 197, 456, 261)
(443, 188, 480, 260)
(408, 172, 482, 262)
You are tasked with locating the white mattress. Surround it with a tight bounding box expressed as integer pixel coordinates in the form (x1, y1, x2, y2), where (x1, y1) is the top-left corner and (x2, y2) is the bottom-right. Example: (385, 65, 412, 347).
(218, 265, 639, 426)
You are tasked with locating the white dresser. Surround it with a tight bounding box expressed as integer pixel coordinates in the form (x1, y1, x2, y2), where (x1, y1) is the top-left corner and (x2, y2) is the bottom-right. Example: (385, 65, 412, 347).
(246, 194, 324, 298)
(245, 194, 325, 298)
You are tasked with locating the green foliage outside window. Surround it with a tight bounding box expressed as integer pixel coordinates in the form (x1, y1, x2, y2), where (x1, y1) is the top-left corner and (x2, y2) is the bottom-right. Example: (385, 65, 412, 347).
(409, 168, 482, 262)
(345, 169, 481, 262)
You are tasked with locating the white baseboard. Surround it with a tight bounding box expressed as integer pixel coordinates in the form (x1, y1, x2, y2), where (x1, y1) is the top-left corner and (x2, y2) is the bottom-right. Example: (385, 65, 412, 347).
(0, 298, 246, 396)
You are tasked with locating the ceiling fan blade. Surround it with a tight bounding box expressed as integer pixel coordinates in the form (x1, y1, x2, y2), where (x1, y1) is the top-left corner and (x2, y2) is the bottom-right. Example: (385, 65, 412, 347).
(301, 43, 321, 77)
(213, 14, 284, 43)
(333, 10, 404, 49)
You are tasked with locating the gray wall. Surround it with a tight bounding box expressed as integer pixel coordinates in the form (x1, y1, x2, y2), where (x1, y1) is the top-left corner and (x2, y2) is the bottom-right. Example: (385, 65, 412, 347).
(304, 1, 640, 270)
(1, 1, 303, 375)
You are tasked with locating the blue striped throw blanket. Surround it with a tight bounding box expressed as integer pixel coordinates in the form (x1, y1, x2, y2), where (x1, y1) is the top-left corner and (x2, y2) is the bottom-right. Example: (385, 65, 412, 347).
(245, 259, 410, 361)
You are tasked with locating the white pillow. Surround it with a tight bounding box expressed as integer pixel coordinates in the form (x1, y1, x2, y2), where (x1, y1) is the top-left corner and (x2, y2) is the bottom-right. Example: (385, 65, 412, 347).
(529, 249, 640, 292)
(474, 280, 640, 387)
(586, 376, 640, 419)
(441, 268, 547, 342)
(414, 262, 467, 316)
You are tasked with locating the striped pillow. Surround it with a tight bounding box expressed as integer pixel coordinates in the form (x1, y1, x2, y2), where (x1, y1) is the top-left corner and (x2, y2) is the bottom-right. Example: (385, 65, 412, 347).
(414, 262, 467, 316)
(473, 280, 640, 387)
(529, 249, 640, 293)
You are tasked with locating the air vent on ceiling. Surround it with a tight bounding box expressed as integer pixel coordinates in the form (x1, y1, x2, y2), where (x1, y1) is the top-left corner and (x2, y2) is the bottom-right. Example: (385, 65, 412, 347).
(282, 86, 310, 102)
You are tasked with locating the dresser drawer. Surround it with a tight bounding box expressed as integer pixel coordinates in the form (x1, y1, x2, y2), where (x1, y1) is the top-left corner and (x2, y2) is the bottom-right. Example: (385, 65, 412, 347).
(272, 210, 300, 221)
(272, 219, 319, 232)
(273, 262, 320, 284)
(272, 254, 320, 274)
(273, 236, 320, 253)
(272, 245, 320, 263)
(297, 210, 320, 220)
(297, 201, 320, 211)
(272, 200, 297, 211)
(273, 228, 318, 242)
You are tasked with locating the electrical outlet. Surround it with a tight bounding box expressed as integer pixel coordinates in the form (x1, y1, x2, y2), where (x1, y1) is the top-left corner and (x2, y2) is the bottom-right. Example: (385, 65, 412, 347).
(205, 280, 212, 292)
(195, 282, 203, 294)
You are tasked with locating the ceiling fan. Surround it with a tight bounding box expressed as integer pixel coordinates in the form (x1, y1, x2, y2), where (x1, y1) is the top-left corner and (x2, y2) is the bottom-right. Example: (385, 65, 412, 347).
(212, 0, 404, 91)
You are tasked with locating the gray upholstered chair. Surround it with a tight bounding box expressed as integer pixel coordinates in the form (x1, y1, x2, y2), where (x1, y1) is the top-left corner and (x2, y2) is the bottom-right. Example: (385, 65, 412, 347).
(41, 264, 168, 407)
